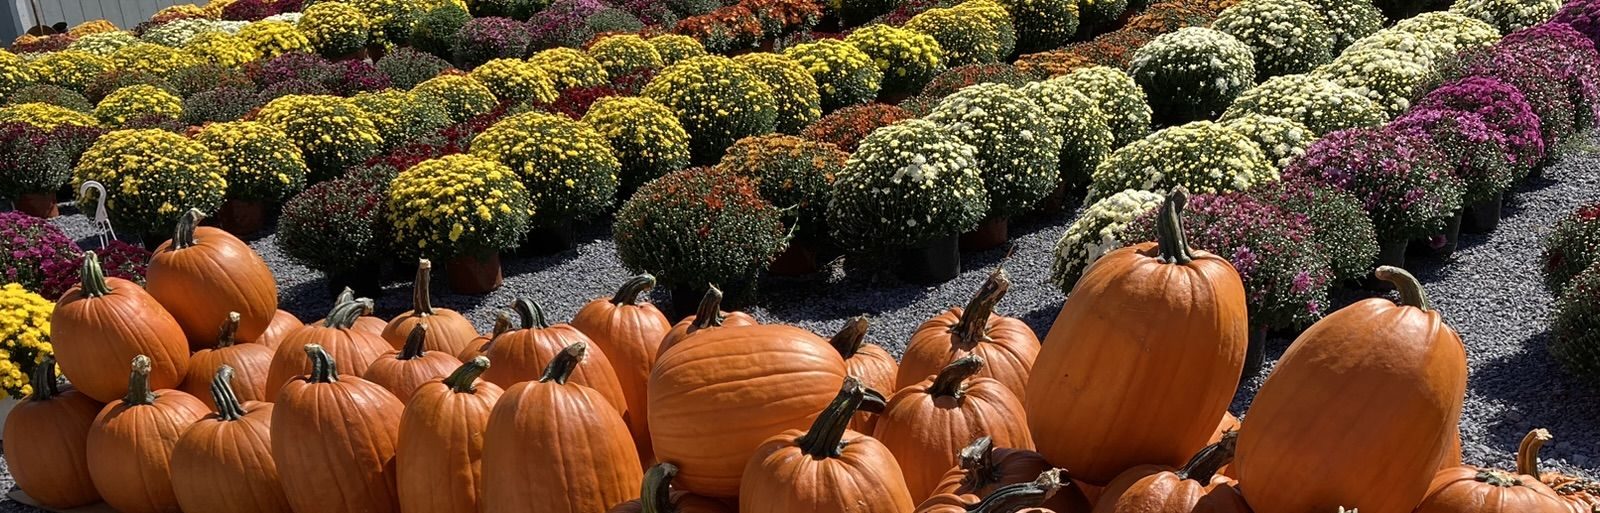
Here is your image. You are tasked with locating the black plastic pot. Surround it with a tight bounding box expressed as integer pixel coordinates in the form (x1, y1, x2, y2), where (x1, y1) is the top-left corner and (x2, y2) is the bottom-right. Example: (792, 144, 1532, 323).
(1411, 211, 1463, 259)
(325, 268, 384, 299)
(1462, 193, 1503, 234)
(517, 220, 577, 256)
(895, 235, 961, 284)
(1242, 326, 1268, 384)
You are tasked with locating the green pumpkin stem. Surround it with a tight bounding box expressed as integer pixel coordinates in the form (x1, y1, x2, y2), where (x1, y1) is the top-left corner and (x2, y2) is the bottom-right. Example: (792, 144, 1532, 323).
(78, 251, 112, 297)
(612, 274, 656, 306)
(859, 387, 887, 414)
(971, 469, 1066, 513)
(951, 268, 1009, 349)
(1516, 429, 1552, 477)
(1156, 186, 1194, 265)
(325, 299, 374, 329)
(412, 259, 436, 315)
(1375, 266, 1432, 311)
(512, 297, 551, 329)
(830, 316, 870, 359)
(929, 355, 985, 399)
(539, 342, 587, 384)
(171, 209, 204, 249)
(335, 287, 356, 306)
(444, 357, 491, 393)
(959, 436, 1000, 490)
(124, 355, 156, 405)
(475, 310, 515, 354)
(216, 312, 241, 348)
(398, 323, 428, 360)
(27, 356, 60, 401)
(305, 344, 338, 383)
(1176, 430, 1237, 484)
(211, 365, 246, 421)
(796, 377, 865, 458)
(640, 463, 682, 513)
(689, 284, 727, 331)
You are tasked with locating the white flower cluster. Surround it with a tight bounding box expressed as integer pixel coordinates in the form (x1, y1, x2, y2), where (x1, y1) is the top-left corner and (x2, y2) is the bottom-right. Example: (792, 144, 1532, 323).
(1222, 73, 1387, 136)
(265, 12, 304, 24)
(1019, 77, 1115, 190)
(1221, 113, 1317, 169)
(142, 18, 229, 47)
(1129, 27, 1257, 121)
(925, 83, 1065, 217)
(1313, 47, 1435, 116)
(1055, 66, 1152, 147)
(1450, 0, 1560, 34)
(1341, 31, 1441, 67)
(1391, 11, 1502, 57)
(1088, 120, 1277, 200)
(1213, 0, 1335, 78)
(1309, 0, 1384, 53)
(827, 119, 989, 249)
(1050, 189, 1164, 293)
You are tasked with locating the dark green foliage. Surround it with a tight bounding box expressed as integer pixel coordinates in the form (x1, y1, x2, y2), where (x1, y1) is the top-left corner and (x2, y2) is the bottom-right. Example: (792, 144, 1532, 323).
(613, 166, 787, 291)
(183, 87, 262, 125)
(376, 48, 452, 90)
(169, 63, 255, 98)
(411, 4, 473, 59)
(1255, 179, 1379, 283)
(276, 177, 392, 274)
(5, 84, 93, 112)
(1543, 203, 1600, 294)
(1551, 262, 1600, 385)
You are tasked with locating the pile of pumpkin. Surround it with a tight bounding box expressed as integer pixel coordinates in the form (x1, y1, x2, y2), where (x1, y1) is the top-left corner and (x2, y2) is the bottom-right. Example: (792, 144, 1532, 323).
(6, 192, 1598, 513)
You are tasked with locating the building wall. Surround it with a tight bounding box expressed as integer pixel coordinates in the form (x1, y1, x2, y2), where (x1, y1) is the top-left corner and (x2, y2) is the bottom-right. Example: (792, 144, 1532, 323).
(4, 0, 189, 47)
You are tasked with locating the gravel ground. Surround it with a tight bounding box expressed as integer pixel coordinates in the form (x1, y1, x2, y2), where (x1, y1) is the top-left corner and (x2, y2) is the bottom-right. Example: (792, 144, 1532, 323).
(4, 135, 1598, 511)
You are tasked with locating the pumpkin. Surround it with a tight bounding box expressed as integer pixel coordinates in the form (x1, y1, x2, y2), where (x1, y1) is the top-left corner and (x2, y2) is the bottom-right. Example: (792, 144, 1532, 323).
(1529, 431, 1600, 513)
(86, 355, 210, 513)
(1093, 432, 1250, 513)
(740, 378, 916, 512)
(1414, 429, 1567, 513)
(830, 316, 899, 434)
(899, 267, 1040, 402)
(365, 323, 462, 403)
(2, 357, 101, 509)
(918, 470, 1072, 513)
(170, 366, 291, 513)
(929, 437, 1057, 503)
(573, 274, 673, 464)
(147, 209, 278, 349)
(1234, 266, 1468, 513)
(382, 259, 480, 354)
(608, 463, 732, 513)
(649, 324, 847, 498)
(397, 356, 504, 513)
(181, 312, 274, 409)
(481, 342, 644, 513)
(263, 298, 390, 395)
(272, 344, 405, 513)
(656, 285, 759, 356)
(256, 309, 302, 350)
(316, 287, 389, 336)
(1027, 188, 1248, 485)
(459, 310, 514, 362)
(477, 298, 629, 420)
(875, 355, 1035, 501)
(51, 252, 190, 403)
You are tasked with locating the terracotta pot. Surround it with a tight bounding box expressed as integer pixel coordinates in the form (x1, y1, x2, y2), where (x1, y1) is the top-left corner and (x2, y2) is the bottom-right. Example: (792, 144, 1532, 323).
(12, 192, 58, 218)
(447, 252, 503, 294)
(331, 47, 370, 62)
(214, 199, 266, 237)
(1462, 192, 1503, 234)
(894, 235, 960, 284)
(768, 240, 820, 276)
(516, 220, 577, 256)
(959, 216, 1009, 251)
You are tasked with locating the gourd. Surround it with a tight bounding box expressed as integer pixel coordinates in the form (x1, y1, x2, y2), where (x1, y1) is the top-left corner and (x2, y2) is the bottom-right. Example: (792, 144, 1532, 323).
(382, 259, 480, 355)
(607, 463, 731, 513)
(365, 323, 462, 403)
(147, 209, 278, 349)
(2, 357, 102, 509)
(899, 267, 1040, 402)
(397, 357, 504, 513)
(170, 366, 291, 513)
(1092, 432, 1250, 513)
(657, 285, 758, 356)
(263, 299, 390, 394)
(572, 274, 673, 464)
(830, 316, 899, 433)
(476, 298, 629, 421)
(272, 345, 405, 513)
(1413, 429, 1568, 513)
(874, 355, 1035, 501)
(181, 312, 274, 408)
(51, 252, 190, 403)
(86, 356, 210, 513)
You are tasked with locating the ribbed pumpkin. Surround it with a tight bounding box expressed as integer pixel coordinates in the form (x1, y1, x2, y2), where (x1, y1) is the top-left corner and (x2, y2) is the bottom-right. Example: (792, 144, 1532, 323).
(1413, 429, 1568, 513)
(899, 267, 1040, 401)
(264, 299, 390, 395)
(657, 285, 759, 356)
(1027, 188, 1247, 485)
(929, 437, 1058, 503)
(481, 342, 644, 513)
(1530, 431, 1600, 513)
(170, 366, 291, 513)
(459, 310, 514, 362)
(831, 316, 899, 433)
(918, 470, 1073, 513)
(255, 310, 302, 350)
(1234, 266, 1468, 513)
(649, 324, 847, 498)
(316, 287, 389, 336)
(397, 357, 504, 513)
(182, 312, 274, 409)
(51, 252, 190, 403)
(741, 378, 916, 513)
(147, 209, 278, 349)
(608, 463, 731, 513)
(272, 344, 405, 513)
(1093, 432, 1250, 513)
(365, 323, 462, 403)
(572, 274, 673, 464)
(2, 357, 102, 509)
(477, 298, 628, 419)
(875, 355, 1035, 501)
(86, 355, 210, 513)
(382, 259, 480, 354)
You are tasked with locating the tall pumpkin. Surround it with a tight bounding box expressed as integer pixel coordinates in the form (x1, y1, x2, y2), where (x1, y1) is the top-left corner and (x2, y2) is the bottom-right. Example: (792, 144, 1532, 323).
(2, 357, 102, 509)
(1234, 266, 1468, 513)
(86, 355, 210, 513)
(929, 437, 1057, 503)
(608, 463, 731, 513)
(657, 285, 759, 356)
(181, 312, 274, 409)
(272, 345, 405, 513)
(264, 299, 390, 395)
(382, 259, 480, 354)
(147, 209, 278, 349)
(649, 324, 847, 498)
(918, 470, 1072, 513)
(256, 309, 302, 350)
(51, 252, 190, 403)
(1413, 429, 1568, 513)
(365, 323, 462, 403)
(170, 366, 292, 513)
(831, 316, 899, 434)
(477, 298, 628, 419)
(899, 267, 1040, 401)
(481, 342, 644, 513)
(397, 357, 504, 513)
(1093, 432, 1250, 513)
(1027, 188, 1248, 485)
(572, 274, 673, 463)
(875, 356, 1035, 501)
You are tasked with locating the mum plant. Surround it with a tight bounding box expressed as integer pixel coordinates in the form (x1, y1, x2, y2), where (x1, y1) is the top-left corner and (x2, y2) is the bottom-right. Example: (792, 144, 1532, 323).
(1552, 262, 1600, 383)
(1017, 78, 1118, 192)
(276, 176, 391, 276)
(377, 48, 451, 90)
(783, 39, 883, 112)
(1460, 43, 1578, 148)
(111, 42, 201, 76)
(0, 103, 99, 131)
(995, 0, 1080, 53)
(349, 0, 421, 45)
(587, 34, 665, 77)
(529, 47, 610, 90)
(1219, 113, 1316, 169)
(72, 129, 228, 238)
(1054, 66, 1152, 147)
(469, 111, 621, 227)
(26, 50, 112, 94)
(254, 94, 384, 182)
(1254, 179, 1378, 283)
(0, 50, 32, 99)
(844, 24, 946, 98)
(732, 53, 822, 135)
(643, 55, 778, 164)
(1313, 47, 1436, 116)
(1050, 189, 1163, 292)
(716, 134, 847, 239)
(827, 119, 989, 250)
(905, 3, 1010, 66)
(1089, 121, 1276, 200)
(1124, 1, 1216, 34)
(1495, 22, 1600, 133)
(94, 85, 183, 127)
(1213, 0, 1334, 78)
(1450, 0, 1560, 34)
(926, 83, 1065, 218)
(648, 34, 707, 66)
(0, 123, 72, 206)
(237, 20, 312, 58)
(0, 283, 52, 398)
(140, 18, 225, 47)
(1310, 0, 1383, 53)
(6, 85, 92, 113)
(1555, 0, 1600, 46)
(1389, 12, 1502, 58)
(386, 154, 532, 259)
(468, 58, 560, 103)
(1221, 73, 1386, 136)
(614, 166, 786, 293)
(170, 63, 255, 97)
(183, 32, 260, 68)
(0, 212, 80, 293)
(1414, 75, 1545, 180)
(582, 96, 692, 197)
(1543, 203, 1600, 294)
(300, 1, 372, 57)
(67, 31, 139, 56)
(194, 121, 310, 204)
(411, 74, 500, 123)
(410, 3, 471, 59)
(1128, 27, 1256, 123)
(1283, 126, 1464, 245)
(452, 17, 533, 69)
(800, 103, 911, 152)
(38, 240, 149, 300)
(1389, 107, 1514, 208)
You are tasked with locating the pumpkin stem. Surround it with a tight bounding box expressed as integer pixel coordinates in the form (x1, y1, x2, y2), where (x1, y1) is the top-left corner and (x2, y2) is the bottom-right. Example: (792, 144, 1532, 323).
(859, 387, 887, 414)
(476, 310, 515, 354)
(959, 436, 1001, 491)
(796, 377, 865, 459)
(689, 284, 727, 332)
(413, 259, 436, 315)
(640, 463, 681, 513)
(444, 357, 491, 393)
(1176, 430, 1237, 483)
(512, 297, 551, 329)
(398, 323, 428, 360)
(335, 287, 356, 306)
(829, 316, 870, 359)
(171, 208, 204, 249)
(1374, 266, 1432, 311)
(951, 268, 1009, 349)
(971, 469, 1066, 513)
(1516, 428, 1552, 477)
(78, 251, 112, 297)
(612, 274, 656, 306)
(1156, 186, 1194, 265)
(539, 342, 587, 384)
(26, 356, 60, 401)
(304, 344, 338, 383)
(124, 355, 156, 405)
(216, 312, 241, 348)
(211, 365, 246, 421)
(1476, 469, 1524, 488)
(325, 298, 374, 329)
(928, 355, 985, 399)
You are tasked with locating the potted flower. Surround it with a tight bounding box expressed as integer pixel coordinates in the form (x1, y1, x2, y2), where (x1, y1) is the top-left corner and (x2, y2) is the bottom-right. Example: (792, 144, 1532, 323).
(1049, 189, 1164, 293)
(254, 94, 384, 183)
(1128, 27, 1256, 124)
(193, 121, 311, 236)
(647, 34, 708, 66)
(1053, 65, 1153, 147)
(642, 55, 778, 164)
(237, 20, 313, 59)
(1254, 179, 1379, 286)
(844, 24, 945, 103)
(1551, 262, 1600, 384)
(40, 240, 149, 300)
(581, 96, 692, 200)
(385, 155, 532, 294)
(71, 129, 227, 248)
(349, 91, 454, 150)
(1219, 113, 1317, 170)
(93, 84, 183, 128)
(451, 17, 533, 69)
(1542, 203, 1600, 294)
(467, 58, 559, 104)
(715, 134, 848, 274)
(0, 212, 81, 293)
(905, 1, 1012, 66)
(0, 284, 54, 416)
(299, 1, 372, 60)
(1087, 121, 1277, 201)
(1389, 107, 1515, 234)
(411, 74, 500, 124)
(276, 176, 392, 298)
(1018, 77, 1115, 207)
(783, 39, 883, 112)
(587, 34, 666, 78)
(0, 123, 73, 218)
(732, 53, 822, 135)
(470, 111, 620, 254)
(925, 83, 1064, 250)
(1222, 74, 1387, 137)
(1212, 0, 1333, 78)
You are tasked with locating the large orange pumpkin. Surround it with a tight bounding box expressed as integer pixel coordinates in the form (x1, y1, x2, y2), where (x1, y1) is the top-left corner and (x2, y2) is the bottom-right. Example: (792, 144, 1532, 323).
(573, 274, 673, 464)
(608, 463, 731, 513)
(1093, 432, 1250, 513)
(181, 312, 274, 409)
(875, 355, 1035, 501)
(1027, 188, 1247, 485)
(255, 309, 302, 350)
(1234, 266, 1468, 513)
(272, 344, 405, 513)
(1413, 429, 1568, 513)
(656, 285, 758, 356)
(458, 310, 513, 362)
(86, 355, 210, 513)
(929, 437, 1057, 503)
(52, 252, 190, 403)
(382, 259, 479, 355)
(264, 299, 390, 395)
(397, 356, 504, 513)
(2, 357, 102, 509)
(477, 298, 628, 419)
(918, 470, 1073, 513)
(170, 366, 291, 513)
(365, 323, 462, 403)
(147, 209, 278, 349)
(830, 316, 899, 433)
(481, 342, 644, 513)
(899, 267, 1040, 402)
(740, 378, 916, 512)
(649, 324, 847, 498)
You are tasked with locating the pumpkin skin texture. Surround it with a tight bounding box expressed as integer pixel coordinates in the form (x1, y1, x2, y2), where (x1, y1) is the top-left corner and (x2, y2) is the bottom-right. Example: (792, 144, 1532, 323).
(477, 298, 629, 419)
(148, 209, 278, 349)
(170, 366, 292, 513)
(182, 312, 274, 409)
(1092, 432, 1250, 513)
(572, 274, 673, 464)
(928, 437, 1057, 503)
(608, 463, 731, 513)
(1530, 430, 1600, 513)
(382, 259, 479, 355)
(649, 324, 848, 498)
(397, 357, 504, 513)
(1027, 189, 1247, 485)
(86, 356, 210, 513)
(2, 358, 102, 509)
(365, 323, 462, 403)
(52, 252, 190, 404)
(255, 309, 302, 350)
(1234, 266, 1468, 513)
(481, 342, 644, 513)
(264, 299, 390, 396)
(830, 316, 899, 434)
(875, 355, 1036, 501)
(657, 285, 759, 356)
(918, 469, 1073, 513)
(272, 344, 405, 513)
(899, 268, 1040, 401)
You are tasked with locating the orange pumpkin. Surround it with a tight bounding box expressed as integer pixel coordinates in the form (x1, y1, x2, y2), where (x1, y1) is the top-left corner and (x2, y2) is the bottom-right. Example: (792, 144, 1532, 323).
(830, 316, 899, 433)
(1093, 432, 1250, 513)
(458, 310, 514, 362)
(1414, 429, 1567, 513)
(316, 287, 389, 336)
(1027, 188, 1248, 485)
(929, 437, 1056, 502)
(382, 259, 480, 354)
(918, 470, 1073, 513)
(365, 323, 462, 403)
(86, 355, 210, 513)
(170, 366, 291, 513)
(875, 355, 1035, 501)
(51, 252, 190, 403)
(1234, 266, 1468, 513)
(656, 285, 758, 356)
(2, 357, 102, 509)
(181, 312, 274, 409)
(255, 310, 302, 350)
(1212, 413, 1241, 478)
(272, 344, 404, 513)
(899, 267, 1040, 402)
(397, 356, 504, 513)
(478, 298, 629, 419)
(573, 274, 673, 464)
(1528, 431, 1600, 513)
(740, 378, 916, 512)
(608, 463, 732, 513)
(481, 342, 644, 513)
(147, 209, 278, 349)
(649, 324, 847, 498)
(264, 298, 390, 394)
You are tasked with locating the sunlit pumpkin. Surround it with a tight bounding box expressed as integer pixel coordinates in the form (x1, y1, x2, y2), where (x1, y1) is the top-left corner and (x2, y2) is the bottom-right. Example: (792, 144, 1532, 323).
(656, 285, 758, 356)
(572, 274, 673, 464)
(2, 357, 102, 509)
(365, 323, 462, 403)
(264, 299, 390, 394)
(929, 437, 1057, 503)
(52, 252, 190, 403)
(899, 267, 1040, 401)
(830, 316, 899, 433)
(382, 259, 480, 355)
(459, 310, 513, 362)
(272, 344, 404, 513)
(255, 310, 302, 350)
(875, 355, 1035, 501)
(397, 357, 504, 513)
(181, 312, 274, 409)
(476, 297, 629, 420)
(607, 463, 731, 513)
(1413, 429, 1568, 513)
(170, 366, 291, 513)
(86, 355, 209, 513)
(1093, 432, 1250, 513)
(316, 287, 388, 336)
(147, 209, 278, 349)
(741, 378, 916, 512)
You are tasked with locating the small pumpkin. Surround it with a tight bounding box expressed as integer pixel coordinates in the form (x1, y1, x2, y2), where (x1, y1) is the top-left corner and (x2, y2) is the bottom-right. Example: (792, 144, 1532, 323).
(272, 344, 405, 513)
(382, 259, 480, 355)
(899, 267, 1040, 402)
(255, 309, 302, 351)
(51, 252, 190, 403)
(316, 287, 389, 336)
(608, 463, 731, 513)
(397, 356, 504, 513)
(1093, 432, 1250, 513)
(929, 437, 1057, 503)
(1530, 431, 1600, 513)
(147, 209, 278, 349)
(573, 274, 674, 464)
(477, 298, 629, 419)
(1414, 428, 1568, 513)
(86, 355, 210, 513)
(481, 342, 644, 513)
(170, 366, 292, 513)
(181, 312, 274, 409)
(875, 355, 1035, 501)
(2, 357, 102, 509)
(656, 285, 758, 356)
(918, 470, 1073, 513)
(459, 310, 514, 362)
(365, 323, 463, 403)
(831, 316, 899, 434)
(263, 298, 391, 395)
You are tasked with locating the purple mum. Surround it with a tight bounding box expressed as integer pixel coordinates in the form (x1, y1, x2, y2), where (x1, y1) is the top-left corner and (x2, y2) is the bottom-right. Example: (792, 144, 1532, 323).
(0, 212, 82, 294)
(1413, 76, 1546, 179)
(1389, 107, 1515, 205)
(1284, 126, 1465, 244)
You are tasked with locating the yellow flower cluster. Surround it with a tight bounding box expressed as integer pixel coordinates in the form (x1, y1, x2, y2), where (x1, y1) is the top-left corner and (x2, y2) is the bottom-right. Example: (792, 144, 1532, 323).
(350, 0, 419, 43)
(0, 50, 33, 99)
(906, 2, 1009, 66)
(238, 20, 312, 59)
(112, 42, 202, 75)
(73, 129, 228, 235)
(255, 94, 384, 181)
(732, 53, 821, 134)
(529, 48, 610, 90)
(844, 24, 945, 95)
(155, 4, 213, 19)
(582, 96, 692, 192)
(69, 19, 120, 37)
(195, 121, 309, 202)
(184, 31, 260, 68)
(468, 59, 559, 103)
(412, 74, 499, 123)
(416, 0, 469, 10)
(26, 50, 112, 93)
(202, 0, 237, 18)
(0, 283, 53, 399)
(588, 35, 665, 77)
(649, 34, 708, 66)
(385, 154, 531, 257)
(67, 31, 139, 56)
(349, 90, 451, 147)
(301, 2, 372, 56)
(470, 111, 621, 224)
(95, 84, 184, 127)
(783, 38, 883, 111)
(0, 102, 99, 130)
(642, 55, 779, 163)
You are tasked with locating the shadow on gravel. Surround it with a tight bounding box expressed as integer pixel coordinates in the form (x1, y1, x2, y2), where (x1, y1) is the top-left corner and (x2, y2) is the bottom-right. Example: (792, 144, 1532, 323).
(1475, 329, 1600, 465)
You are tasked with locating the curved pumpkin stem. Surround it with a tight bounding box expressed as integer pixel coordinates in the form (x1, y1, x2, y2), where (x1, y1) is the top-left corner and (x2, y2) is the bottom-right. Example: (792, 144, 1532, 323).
(216, 311, 242, 348)
(335, 287, 357, 306)
(830, 316, 870, 359)
(1176, 430, 1237, 484)
(476, 310, 515, 354)
(859, 387, 887, 414)
(125, 355, 156, 405)
(27, 356, 60, 401)
(78, 251, 112, 297)
(412, 259, 437, 316)
(1516, 428, 1553, 477)
(304, 344, 339, 383)
(398, 323, 428, 360)
(689, 284, 727, 331)
(929, 355, 985, 399)
(951, 268, 1009, 349)
(170, 208, 204, 249)
(444, 357, 491, 393)
(959, 436, 1001, 491)
(972, 469, 1066, 512)
(512, 297, 551, 330)
(1156, 186, 1194, 265)
(796, 377, 865, 458)
(612, 274, 656, 306)
(641, 463, 684, 513)
(1375, 266, 1432, 311)
(539, 342, 587, 384)
(325, 299, 374, 329)
(211, 365, 246, 421)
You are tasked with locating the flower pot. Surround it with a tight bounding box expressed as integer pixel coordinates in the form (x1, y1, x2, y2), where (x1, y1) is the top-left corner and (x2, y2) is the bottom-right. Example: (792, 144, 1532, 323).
(1362, 239, 1409, 290)
(1462, 193, 1503, 234)
(446, 252, 504, 295)
(325, 268, 385, 299)
(768, 240, 820, 276)
(1241, 326, 1268, 384)
(959, 216, 1009, 252)
(516, 220, 577, 256)
(13, 191, 58, 218)
(214, 199, 266, 237)
(894, 235, 961, 284)
(1411, 210, 1463, 260)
